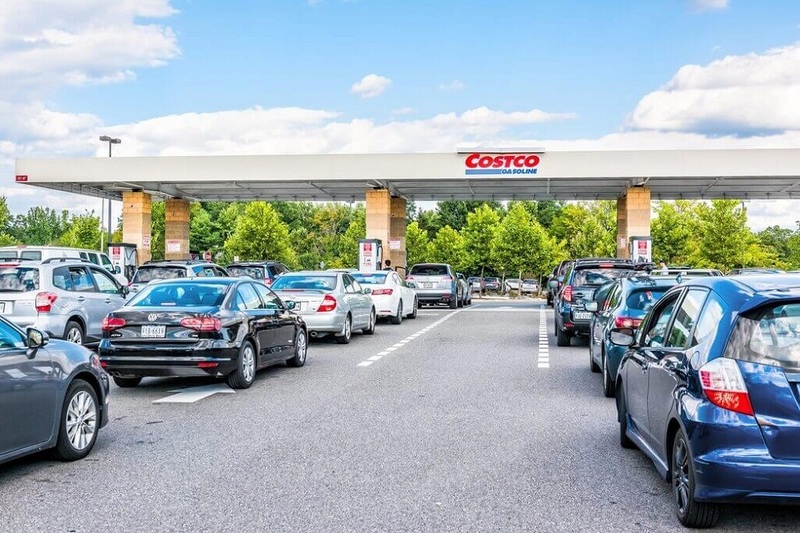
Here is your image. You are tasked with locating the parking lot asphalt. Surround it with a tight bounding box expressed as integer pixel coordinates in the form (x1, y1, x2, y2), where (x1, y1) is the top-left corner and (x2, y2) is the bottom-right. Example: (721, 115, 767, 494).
(1, 300, 800, 532)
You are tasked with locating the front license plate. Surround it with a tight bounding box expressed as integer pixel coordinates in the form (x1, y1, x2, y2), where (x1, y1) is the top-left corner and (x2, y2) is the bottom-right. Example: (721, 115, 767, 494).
(141, 325, 166, 338)
(573, 311, 592, 321)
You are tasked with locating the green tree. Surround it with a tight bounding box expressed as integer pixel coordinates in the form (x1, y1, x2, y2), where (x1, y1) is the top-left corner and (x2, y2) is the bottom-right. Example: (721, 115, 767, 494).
(12, 207, 69, 245)
(550, 202, 615, 258)
(0, 197, 17, 245)
(331, 206, 365, 269)
(462, 203, 500, 277)
(150, 202, 166, 261)
(492, 203, 549, 286)
(758, 225, 794, 264)
(224, 202, 297, 265)
(59, 211, 101, 249)
(688, 200, 766, 271)
(405, 221, 430, 267)
(428, 226, 466, 271)
(651, 200, 702, 264)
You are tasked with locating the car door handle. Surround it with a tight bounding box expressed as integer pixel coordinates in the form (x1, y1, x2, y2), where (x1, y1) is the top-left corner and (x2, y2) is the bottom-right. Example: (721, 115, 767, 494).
(76, 296, 85, 302)
(104, 298, 112, 304)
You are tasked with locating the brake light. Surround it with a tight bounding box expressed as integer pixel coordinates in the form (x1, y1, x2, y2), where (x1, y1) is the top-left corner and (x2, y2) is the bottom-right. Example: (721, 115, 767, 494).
(614, 316, 642, 329)
(180, 317, 222, 332)
(264, 278, 272, 286)
(562, 286, 573, 303)
(35, 291, 58, 313)
(699, 358, 754, 416)
(102, 316, 127, 331)
(197, 362, 219, 368)
(443, 276, 452, 281)
(371, 288, 393, 296)
(317, 294, 337, 312)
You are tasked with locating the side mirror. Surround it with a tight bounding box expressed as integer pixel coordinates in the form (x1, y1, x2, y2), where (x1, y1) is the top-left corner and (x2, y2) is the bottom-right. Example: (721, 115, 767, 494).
(114, 266, 121, 274)
(285, 301, 296, 311)
(406, 281, 416, 288)
(557, 275, 565, 283)
(26, 327, 48, 358)
(585, 301, 599, 312)
(363, 287, 372, 295)
(120, 285, 130, 296)
(609, 328, 636, 347)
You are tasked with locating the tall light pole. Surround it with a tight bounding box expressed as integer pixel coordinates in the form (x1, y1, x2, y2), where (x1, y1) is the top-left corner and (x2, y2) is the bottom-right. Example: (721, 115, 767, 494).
(98, 136, 121, 251)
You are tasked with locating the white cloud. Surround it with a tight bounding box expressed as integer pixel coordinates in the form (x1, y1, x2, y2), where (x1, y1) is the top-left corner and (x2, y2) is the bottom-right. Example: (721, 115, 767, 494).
(350, 74, 392, 99)
(392, 107, 415, 116)
(628, 43, 800, 134)
(690, 0, 729, 11)
(439, 79, 465, 91)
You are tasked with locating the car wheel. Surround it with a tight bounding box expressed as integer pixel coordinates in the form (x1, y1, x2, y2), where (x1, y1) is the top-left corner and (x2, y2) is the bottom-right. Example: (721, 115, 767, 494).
(589, 343, 600, 373)
(602, 353, 615, 398)
(226, 340, 256, 389)
(286, 328, 307, 367)
(617, 386, 636, 449)
(64, 320, 84, 345)
(409, 299, 418, 319)
(336, 315, 352, 344)
(449, 298, 458, 310)
(556, 326, 571, 347)
(672, 431, 720, 528)
(53, 379, 99, 461)
(390, 302, 403, 325)
(363, 308, 377, 334)
(113, 376, 142, 388)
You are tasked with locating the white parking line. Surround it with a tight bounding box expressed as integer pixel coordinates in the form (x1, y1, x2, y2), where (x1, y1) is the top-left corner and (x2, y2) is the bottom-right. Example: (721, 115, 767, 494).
(153, 383, 236, 404)
(537, 304, 550, 369)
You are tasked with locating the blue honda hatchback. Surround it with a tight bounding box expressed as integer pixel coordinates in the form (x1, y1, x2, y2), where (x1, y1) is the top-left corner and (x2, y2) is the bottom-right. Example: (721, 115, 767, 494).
(613, 275, 800, 527)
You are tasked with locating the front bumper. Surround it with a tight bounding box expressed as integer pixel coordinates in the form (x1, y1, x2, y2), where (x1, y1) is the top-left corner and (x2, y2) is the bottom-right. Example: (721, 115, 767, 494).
(98, 340, 239, 378)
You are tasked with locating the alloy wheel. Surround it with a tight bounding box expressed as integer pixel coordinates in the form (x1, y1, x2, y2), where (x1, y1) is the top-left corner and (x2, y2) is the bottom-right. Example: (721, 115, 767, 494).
(673, 437, 691, 515)
(242, 344, 256, 383)
(66, 327, 83, 344)
(66, 390, 97, 451)
(296, 331, 307, 363)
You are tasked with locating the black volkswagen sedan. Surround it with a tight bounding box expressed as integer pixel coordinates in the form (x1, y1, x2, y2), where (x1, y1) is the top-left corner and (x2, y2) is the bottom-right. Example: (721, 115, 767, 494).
(1, 316, 109, 466)
(98, 278, 307, 389)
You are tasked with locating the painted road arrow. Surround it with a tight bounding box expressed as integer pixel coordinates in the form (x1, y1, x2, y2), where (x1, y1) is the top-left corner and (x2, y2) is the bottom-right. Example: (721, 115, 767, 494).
(153, 383, 235, 404)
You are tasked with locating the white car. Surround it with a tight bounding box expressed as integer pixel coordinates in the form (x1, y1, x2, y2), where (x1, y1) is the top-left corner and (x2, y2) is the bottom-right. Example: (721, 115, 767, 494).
(352, 270, 418, 324)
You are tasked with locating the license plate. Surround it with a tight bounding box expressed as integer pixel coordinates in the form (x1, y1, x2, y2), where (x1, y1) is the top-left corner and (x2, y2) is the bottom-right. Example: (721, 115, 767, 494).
(573, 311, 593, 321)
(0, 302, 5, 313)
(141, 325, 166, 338)
(423, 283, 433, 289)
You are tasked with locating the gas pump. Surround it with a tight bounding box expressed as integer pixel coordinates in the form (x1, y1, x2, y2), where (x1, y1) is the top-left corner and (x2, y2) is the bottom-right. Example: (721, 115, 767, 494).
(358, 239, 383, 272)
(629, 236, 652, 264)
(108, 242, 139, 282)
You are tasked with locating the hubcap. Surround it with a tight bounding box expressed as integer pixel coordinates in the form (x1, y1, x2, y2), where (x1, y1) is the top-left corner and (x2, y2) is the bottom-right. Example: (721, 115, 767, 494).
(297, 332, 307, 362)
(673, 438, 691, 514)
(67, 327, 82, 344)
(66, 390, 96, 451)
(345, 318, 351, 339)
(242, 345, 255, 382)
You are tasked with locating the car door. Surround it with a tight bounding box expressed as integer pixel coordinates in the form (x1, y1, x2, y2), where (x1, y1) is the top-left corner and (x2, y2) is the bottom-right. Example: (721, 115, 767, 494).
(350, 277, 370, 327)
(253, 283, 295, 358)
(647, 288, 709, 454)
(624, 290, 681, 443)
(592, 285, 620, 364)
(86, 266, 126, 340)
(394, 273, 413, 314)
(67, 266, 102, 338)
(0, 323, 56, 455)
(233, 283, 273, 365)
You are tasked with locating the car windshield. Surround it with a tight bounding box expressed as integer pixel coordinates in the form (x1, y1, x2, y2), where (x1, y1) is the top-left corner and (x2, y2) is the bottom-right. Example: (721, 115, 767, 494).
(352, 273, 388, 285)
(128, 282, 230, 307)
(133, 266, 188, 283)
(271, 275, 338, 291)
(227, 266, 266, 280)
(0, 267, 40, 292)
(725, 302, 800, 371)
(410, 265, 449, 276)
(572, 268, 630, 286)
(626, 288, 667, 312)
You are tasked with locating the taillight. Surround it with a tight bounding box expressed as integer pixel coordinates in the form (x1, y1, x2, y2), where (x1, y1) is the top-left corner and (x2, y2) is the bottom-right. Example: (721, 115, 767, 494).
(35, 291, 58, 313)
(614, 316, 643, 329)
(264, 279, 272, 286)
(102, 316, 127, 331)
(406, 276, 415, 281)
(371, 288, 393, 296)
(180, 317, 222, 331)
(443, 276, 452, 281)
(318, 294, 337, 312)
(562, 285, 573, 303)
(699, 358, 754, 416)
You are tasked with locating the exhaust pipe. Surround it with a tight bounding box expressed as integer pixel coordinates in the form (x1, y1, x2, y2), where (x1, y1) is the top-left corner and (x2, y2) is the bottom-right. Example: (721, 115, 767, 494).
(309, 331, 318, 338)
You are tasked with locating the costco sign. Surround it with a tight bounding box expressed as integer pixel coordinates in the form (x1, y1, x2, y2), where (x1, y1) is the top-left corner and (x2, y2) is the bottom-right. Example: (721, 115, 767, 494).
(464, 153, 540, 175)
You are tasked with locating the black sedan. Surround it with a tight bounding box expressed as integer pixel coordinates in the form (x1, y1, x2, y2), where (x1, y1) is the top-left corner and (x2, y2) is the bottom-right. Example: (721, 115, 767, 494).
(1, 317, 109, 465)
(98, 277, 307, 389)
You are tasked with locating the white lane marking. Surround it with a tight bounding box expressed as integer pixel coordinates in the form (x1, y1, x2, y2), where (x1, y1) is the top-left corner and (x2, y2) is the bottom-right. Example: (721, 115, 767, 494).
(464, 308, 536, 313)
(153, 383, 236, 404)
(538, 304, 550, 369)
(358, 309, 462, 367)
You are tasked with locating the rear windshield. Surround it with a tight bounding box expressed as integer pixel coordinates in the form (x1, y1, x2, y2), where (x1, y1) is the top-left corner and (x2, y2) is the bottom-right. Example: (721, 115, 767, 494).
(271, 275, 338, 291)
(410, 265, 449, 276)
(572, 268, 630, 287)
(352, 273, 388, 285)
(227, 266, 266, 280)
(626, 288, 667, 312)
(0, 251, 17, 260)
(128, 282, 229, 307)
(19, 251, 42, 260)
(0, 268, 40, 292)
(484, 277, 500, 282)
(132, 266, 187, 283)
(725, 302, 800, 371)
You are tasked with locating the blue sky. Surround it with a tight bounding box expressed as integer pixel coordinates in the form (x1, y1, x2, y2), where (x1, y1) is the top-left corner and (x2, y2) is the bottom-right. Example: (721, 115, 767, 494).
(2, 0, 800, 229)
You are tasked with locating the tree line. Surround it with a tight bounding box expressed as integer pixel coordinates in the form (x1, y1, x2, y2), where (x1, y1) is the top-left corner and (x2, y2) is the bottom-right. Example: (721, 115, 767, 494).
(0, 197, 796, 276)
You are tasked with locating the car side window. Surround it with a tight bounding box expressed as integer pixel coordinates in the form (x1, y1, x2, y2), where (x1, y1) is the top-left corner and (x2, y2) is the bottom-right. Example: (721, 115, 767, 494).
(343, 275, 356, 294)
(235, 283, 262, 311)
(352, 279, 363, 293)
(692, 292, 724, 347)
(213, 266, 227, 277)
(605, 286, 621, 311)
(666, 289, 708, 349)
(87, 252, 100, 265)
(642, 293, 680, 348)
(90, 267, 121, 294)
(52, 266, 74, 291)
(100, 254, 113, 269)
(253, 283, 281, 310)
(0, 320, 25, 349)
(68, 266, 95, 293)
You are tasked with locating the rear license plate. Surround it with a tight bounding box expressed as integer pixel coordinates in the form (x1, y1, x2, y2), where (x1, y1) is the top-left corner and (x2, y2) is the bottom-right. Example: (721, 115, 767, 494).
(573, 311, 592, 321)
(0, 302, 5, 313)
(423, 283, 433, 289)
(141, 325, 166, 338)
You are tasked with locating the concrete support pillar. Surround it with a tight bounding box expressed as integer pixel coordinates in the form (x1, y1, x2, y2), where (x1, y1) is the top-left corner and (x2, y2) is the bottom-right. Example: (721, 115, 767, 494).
(122, 191, 152, 265)
(616, 186, 651, 259)
(365, 189, 407, 270)
(164, 198, 191, 260)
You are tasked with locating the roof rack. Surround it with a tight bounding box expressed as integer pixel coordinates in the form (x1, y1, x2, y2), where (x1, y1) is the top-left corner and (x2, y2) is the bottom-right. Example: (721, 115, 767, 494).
(143, 259, 209, 265)
(41, 257, 91, 264)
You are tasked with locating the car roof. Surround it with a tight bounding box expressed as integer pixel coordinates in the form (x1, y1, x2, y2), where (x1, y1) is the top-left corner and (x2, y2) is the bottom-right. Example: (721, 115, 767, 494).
(228, 261, 282, 266)
(679, 274, 800, 313)
(148, 276, 238, 286)
(280, 270, 339, 276)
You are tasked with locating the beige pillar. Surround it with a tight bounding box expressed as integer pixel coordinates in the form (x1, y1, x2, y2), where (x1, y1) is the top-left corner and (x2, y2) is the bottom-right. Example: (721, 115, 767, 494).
(389, 196, 407, 270)
(616, 187, 651, 259)
(164, 198, 191, 260)
(122, 191, 152, 264)
(366, 189, 407, 270)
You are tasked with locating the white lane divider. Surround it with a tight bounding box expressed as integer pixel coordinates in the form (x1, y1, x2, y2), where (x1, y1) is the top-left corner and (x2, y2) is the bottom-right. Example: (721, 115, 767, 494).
(538, 304, 550, 369)
(153, 383, 235, 404)
(357, 309, 462, 367)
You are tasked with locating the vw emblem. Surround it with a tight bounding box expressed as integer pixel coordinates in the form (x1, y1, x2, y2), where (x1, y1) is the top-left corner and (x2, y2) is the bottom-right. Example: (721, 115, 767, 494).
(148, 313, 158, 322)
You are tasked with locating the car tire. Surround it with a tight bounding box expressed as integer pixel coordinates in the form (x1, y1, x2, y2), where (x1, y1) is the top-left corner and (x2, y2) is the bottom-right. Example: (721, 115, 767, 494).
(672, 431, 720, 528)
(617, 387, 636, 449)
(589, 344, 601, 373)
(286, 328, 307, 367)
(390, 302, 402, 325)
(113, 376, 142, 388)
(226, 340, 256, 389)
(556, 326, 571, 347)
(53, 379, 99, 461)
(363, 308, 377, 334)
(602, 353, 615, 398)
(64, 320, 84, 345)
(336, 315, 352, 344)
(449, 298, 458, 310)
(409, 299, 418, 319)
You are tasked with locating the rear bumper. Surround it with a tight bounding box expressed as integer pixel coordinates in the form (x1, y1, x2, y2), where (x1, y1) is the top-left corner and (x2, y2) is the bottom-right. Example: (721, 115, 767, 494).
(415, 289, 456, 303)
(298, 312, 346, 334)
(97, 340, 239, 378)
(10, 315, 68, 339)
(694, 447, 800, 502)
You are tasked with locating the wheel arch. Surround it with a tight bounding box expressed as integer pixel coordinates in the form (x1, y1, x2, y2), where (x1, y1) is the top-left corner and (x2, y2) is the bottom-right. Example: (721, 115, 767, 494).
(665, 418, 683, 481)
(70, 371, 105, 422)
(64, 315, 87, 338)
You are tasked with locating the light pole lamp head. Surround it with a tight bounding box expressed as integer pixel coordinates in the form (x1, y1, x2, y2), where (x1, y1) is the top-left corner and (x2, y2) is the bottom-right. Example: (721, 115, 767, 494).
(99, 135, 121, 144)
